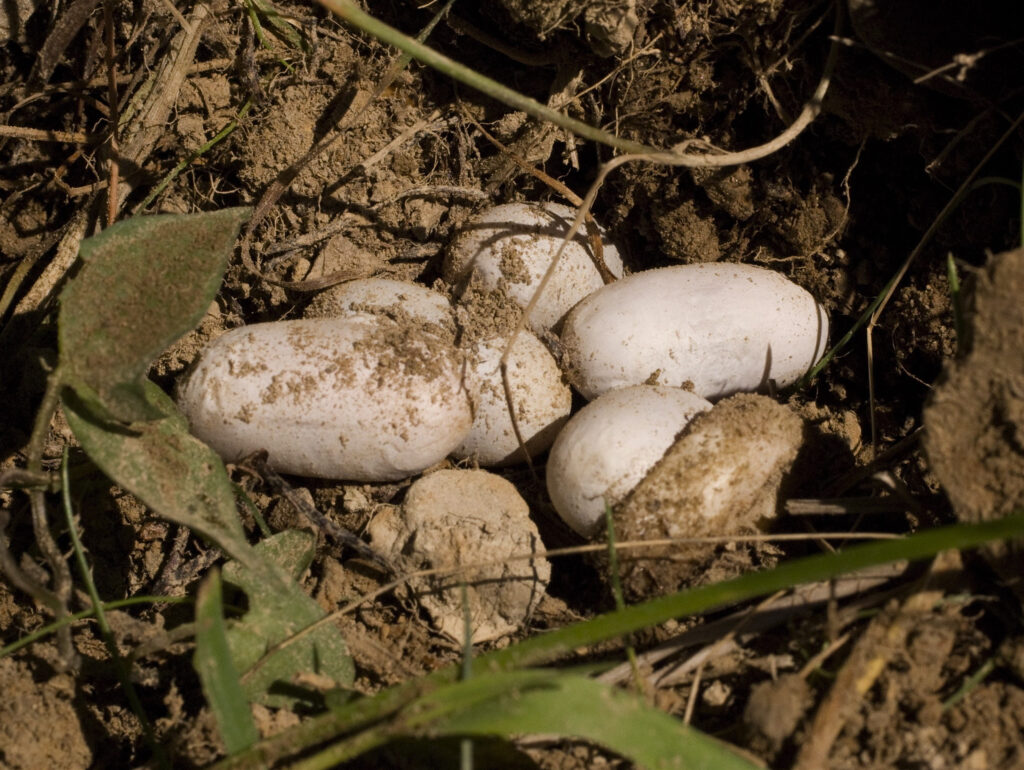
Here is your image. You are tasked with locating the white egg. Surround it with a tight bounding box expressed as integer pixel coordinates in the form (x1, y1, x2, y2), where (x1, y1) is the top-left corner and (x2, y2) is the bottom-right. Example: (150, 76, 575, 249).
(444, 201, 624, 331)
(176, 315, 472, 481)
(561, 263, 829, 401)
(304, 277, 455, 335)
(546, 385, 712, 537)
(452, 331, 572, 467)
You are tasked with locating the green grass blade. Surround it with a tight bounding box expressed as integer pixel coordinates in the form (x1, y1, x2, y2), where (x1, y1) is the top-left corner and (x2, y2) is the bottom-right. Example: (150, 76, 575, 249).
(481, 515, 1024, 672)
(295, 670, 755, 770)
(135, 102, 253, 214)
(196, 568, 260, 754)
(945, 253, 965, 353)
(431, 672, 757, 770)
(213, 514, 1024, 769)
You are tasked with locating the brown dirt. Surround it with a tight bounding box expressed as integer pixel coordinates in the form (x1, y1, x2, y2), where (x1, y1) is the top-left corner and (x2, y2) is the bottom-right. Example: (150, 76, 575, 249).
(2, 0, 1024, 767)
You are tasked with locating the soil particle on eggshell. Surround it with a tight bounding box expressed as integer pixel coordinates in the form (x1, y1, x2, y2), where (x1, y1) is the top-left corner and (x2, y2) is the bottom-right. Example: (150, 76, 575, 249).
(365, 469, 551, 643)
(610, 393, 806, 599)
(451, 278, 527, 343)
(444, 201, 624, 332)
(303, 277, 456, 341)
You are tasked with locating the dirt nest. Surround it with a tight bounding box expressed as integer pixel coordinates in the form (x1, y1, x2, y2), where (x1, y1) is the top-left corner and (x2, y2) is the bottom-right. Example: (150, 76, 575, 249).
(2, 0, 1024, 767)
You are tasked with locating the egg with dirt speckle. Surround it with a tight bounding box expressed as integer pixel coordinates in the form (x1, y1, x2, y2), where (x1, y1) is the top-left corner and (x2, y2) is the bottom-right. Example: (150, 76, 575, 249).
(176, 315, 472, 481)
(304, 277, 455, 337)
(561, 263, 829, 401)
(545, 385, 712, 537)
(445, 201, 623, 332)
(452, 330, 572, 467)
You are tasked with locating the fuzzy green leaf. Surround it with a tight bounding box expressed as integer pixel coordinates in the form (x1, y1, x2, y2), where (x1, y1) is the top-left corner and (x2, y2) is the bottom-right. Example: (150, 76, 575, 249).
(66, 386, 354, 708)
(195, 569, 259, 754)
(58, 208, 248, 422)
(222, 529, 355, 710)
(63, 381, 262, 573)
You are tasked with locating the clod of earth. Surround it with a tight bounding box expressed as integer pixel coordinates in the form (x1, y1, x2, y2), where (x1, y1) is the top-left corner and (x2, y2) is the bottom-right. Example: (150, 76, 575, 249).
(611, 393, 806, 598)
(366, 469, 551, 643)
(303, 276, 456, 340)
(924, 246, 1024, 604)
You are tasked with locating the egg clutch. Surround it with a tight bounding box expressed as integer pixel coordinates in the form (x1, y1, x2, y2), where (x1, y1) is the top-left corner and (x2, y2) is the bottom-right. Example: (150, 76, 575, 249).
(177, 201, 829, 540)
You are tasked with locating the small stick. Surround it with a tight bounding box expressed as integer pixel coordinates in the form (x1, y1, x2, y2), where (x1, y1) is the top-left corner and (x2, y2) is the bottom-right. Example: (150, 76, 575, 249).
(464, 110, 615, 284)
(247, 453, 396, 576)
(103, 0, 120, 226)
(0, 125, 99, 143)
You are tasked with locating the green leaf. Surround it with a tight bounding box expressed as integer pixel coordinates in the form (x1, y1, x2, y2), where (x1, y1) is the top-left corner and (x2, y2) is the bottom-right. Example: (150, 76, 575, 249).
(248, 0, 311, 53)
(63, 381, 262, 573)
(207, 514, 1024, 770)
(423, 671, 758, 770)
(195, 569, 259, 754)
(223, 530, 355, 709)
(66, 385, 354, 708)
(58, 208, 249, 422)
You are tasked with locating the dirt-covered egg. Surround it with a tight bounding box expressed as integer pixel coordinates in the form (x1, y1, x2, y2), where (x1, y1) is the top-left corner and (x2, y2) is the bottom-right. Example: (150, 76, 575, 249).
(176, 315, 472, 481)
(561, 263, 829, 401)
(612, 393, 806, 597)
(452, 330, 572, 467)
(444, 201, 624, 331)
(545, 385, 712, 537)
(304, 277, 455, 337)
(367, 469, 551, 643)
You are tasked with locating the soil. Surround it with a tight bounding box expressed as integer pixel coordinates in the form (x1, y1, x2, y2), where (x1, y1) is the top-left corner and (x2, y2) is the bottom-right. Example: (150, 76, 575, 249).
(2, 0, 1024, 768)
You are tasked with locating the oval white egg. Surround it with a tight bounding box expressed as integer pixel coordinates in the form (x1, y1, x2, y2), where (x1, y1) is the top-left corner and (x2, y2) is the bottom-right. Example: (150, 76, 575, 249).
(176, 316, 472, 481)
(304, 277, 454, 334)
(546, 385, 712, 537)
(561, 263, 829, 401)
(444, 201, 624, 331)
(452, 331, 572, 467)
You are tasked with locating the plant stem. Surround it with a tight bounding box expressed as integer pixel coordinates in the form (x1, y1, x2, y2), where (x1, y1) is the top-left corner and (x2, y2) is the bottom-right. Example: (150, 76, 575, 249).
(317, 0, 652, 154)
(61, 448, 169, 769)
